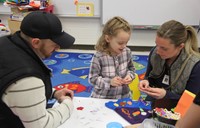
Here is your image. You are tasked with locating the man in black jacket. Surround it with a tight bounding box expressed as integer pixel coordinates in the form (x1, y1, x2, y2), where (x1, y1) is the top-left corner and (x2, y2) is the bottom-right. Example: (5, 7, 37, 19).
(0, 11, 75, 128)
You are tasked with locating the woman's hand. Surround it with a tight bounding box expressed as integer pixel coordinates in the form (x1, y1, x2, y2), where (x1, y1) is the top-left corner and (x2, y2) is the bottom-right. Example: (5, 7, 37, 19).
(139, 80, 166, 99)
(138, 80, 150, 91)
(143, 87, 166, 99)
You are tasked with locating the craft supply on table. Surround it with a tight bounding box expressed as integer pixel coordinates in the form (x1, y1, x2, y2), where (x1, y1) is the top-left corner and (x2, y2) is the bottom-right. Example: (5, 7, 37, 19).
(106, 122, 123, 128)
(153, 107, 180, 125)
(105, 98, 152, 124)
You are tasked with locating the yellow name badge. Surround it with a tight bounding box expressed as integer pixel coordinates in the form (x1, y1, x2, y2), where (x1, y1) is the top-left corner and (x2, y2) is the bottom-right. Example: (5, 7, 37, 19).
(76, 2, 94, 16)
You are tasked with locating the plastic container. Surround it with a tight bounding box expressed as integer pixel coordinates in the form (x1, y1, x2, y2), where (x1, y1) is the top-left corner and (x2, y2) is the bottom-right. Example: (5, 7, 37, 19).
(152, 108, 179, 125)
(106, 122, 123, 128)
(156, 114, 177, 126)
(138, 119, 175, 128)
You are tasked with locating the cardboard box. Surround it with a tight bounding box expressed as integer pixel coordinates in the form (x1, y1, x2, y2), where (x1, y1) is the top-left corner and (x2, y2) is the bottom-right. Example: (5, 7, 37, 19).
(7, 5, 54, 34)
(7, 8, 30, 34)
(11, 7, 29, 14)
(7, 19, 21, 34)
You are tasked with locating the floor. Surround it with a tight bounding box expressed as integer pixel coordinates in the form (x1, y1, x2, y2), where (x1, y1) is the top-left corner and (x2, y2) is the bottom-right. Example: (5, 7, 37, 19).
(47, 49, 149, 97)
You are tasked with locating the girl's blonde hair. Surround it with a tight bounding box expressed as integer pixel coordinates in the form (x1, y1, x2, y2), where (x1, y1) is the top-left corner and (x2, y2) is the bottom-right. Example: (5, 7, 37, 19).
(95, 16, 131, 54)
(157, 20, 200, 57)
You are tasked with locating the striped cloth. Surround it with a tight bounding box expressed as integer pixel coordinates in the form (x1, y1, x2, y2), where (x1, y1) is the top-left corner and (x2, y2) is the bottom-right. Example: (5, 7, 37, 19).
(2, 76, 73, 128)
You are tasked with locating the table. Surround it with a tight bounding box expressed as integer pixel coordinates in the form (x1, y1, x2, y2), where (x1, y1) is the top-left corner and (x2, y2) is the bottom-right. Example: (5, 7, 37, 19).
(56, 97, 140, 128)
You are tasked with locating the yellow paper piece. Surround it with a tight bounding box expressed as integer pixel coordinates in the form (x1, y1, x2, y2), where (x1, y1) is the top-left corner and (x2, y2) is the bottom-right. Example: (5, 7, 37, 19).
(128, 73, 141, 100)
(76, 2, 94, 16)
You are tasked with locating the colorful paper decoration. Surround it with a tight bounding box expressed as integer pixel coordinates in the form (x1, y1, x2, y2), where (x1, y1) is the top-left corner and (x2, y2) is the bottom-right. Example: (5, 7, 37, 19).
(76, 2, 94, 16)
(174, 90, 195, 118)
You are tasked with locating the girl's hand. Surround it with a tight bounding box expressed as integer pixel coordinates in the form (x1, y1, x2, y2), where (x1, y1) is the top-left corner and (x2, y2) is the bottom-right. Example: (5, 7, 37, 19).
(122, 75, 133, 85)
(110, 76, 123, 86)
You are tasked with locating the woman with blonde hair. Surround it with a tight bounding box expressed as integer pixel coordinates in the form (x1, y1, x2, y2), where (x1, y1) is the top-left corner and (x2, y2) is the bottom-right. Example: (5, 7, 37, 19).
(139, 20, 200, 109)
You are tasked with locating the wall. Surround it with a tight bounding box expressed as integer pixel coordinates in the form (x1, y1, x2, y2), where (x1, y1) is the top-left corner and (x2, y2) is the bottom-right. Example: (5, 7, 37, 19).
(0, 4, 11, 15)
(1, 14, 200, 47)
(102, 0, 200, 26)
(0, 14, 157, 47)
(51, 0, 100, 17)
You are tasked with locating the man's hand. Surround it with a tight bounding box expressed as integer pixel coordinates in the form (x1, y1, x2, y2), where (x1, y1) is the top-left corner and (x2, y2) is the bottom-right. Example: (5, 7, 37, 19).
(54, 88, 74, 103)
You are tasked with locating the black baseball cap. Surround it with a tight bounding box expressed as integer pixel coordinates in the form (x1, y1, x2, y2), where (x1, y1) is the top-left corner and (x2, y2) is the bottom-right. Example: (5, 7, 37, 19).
(20, 11, 75, 49)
